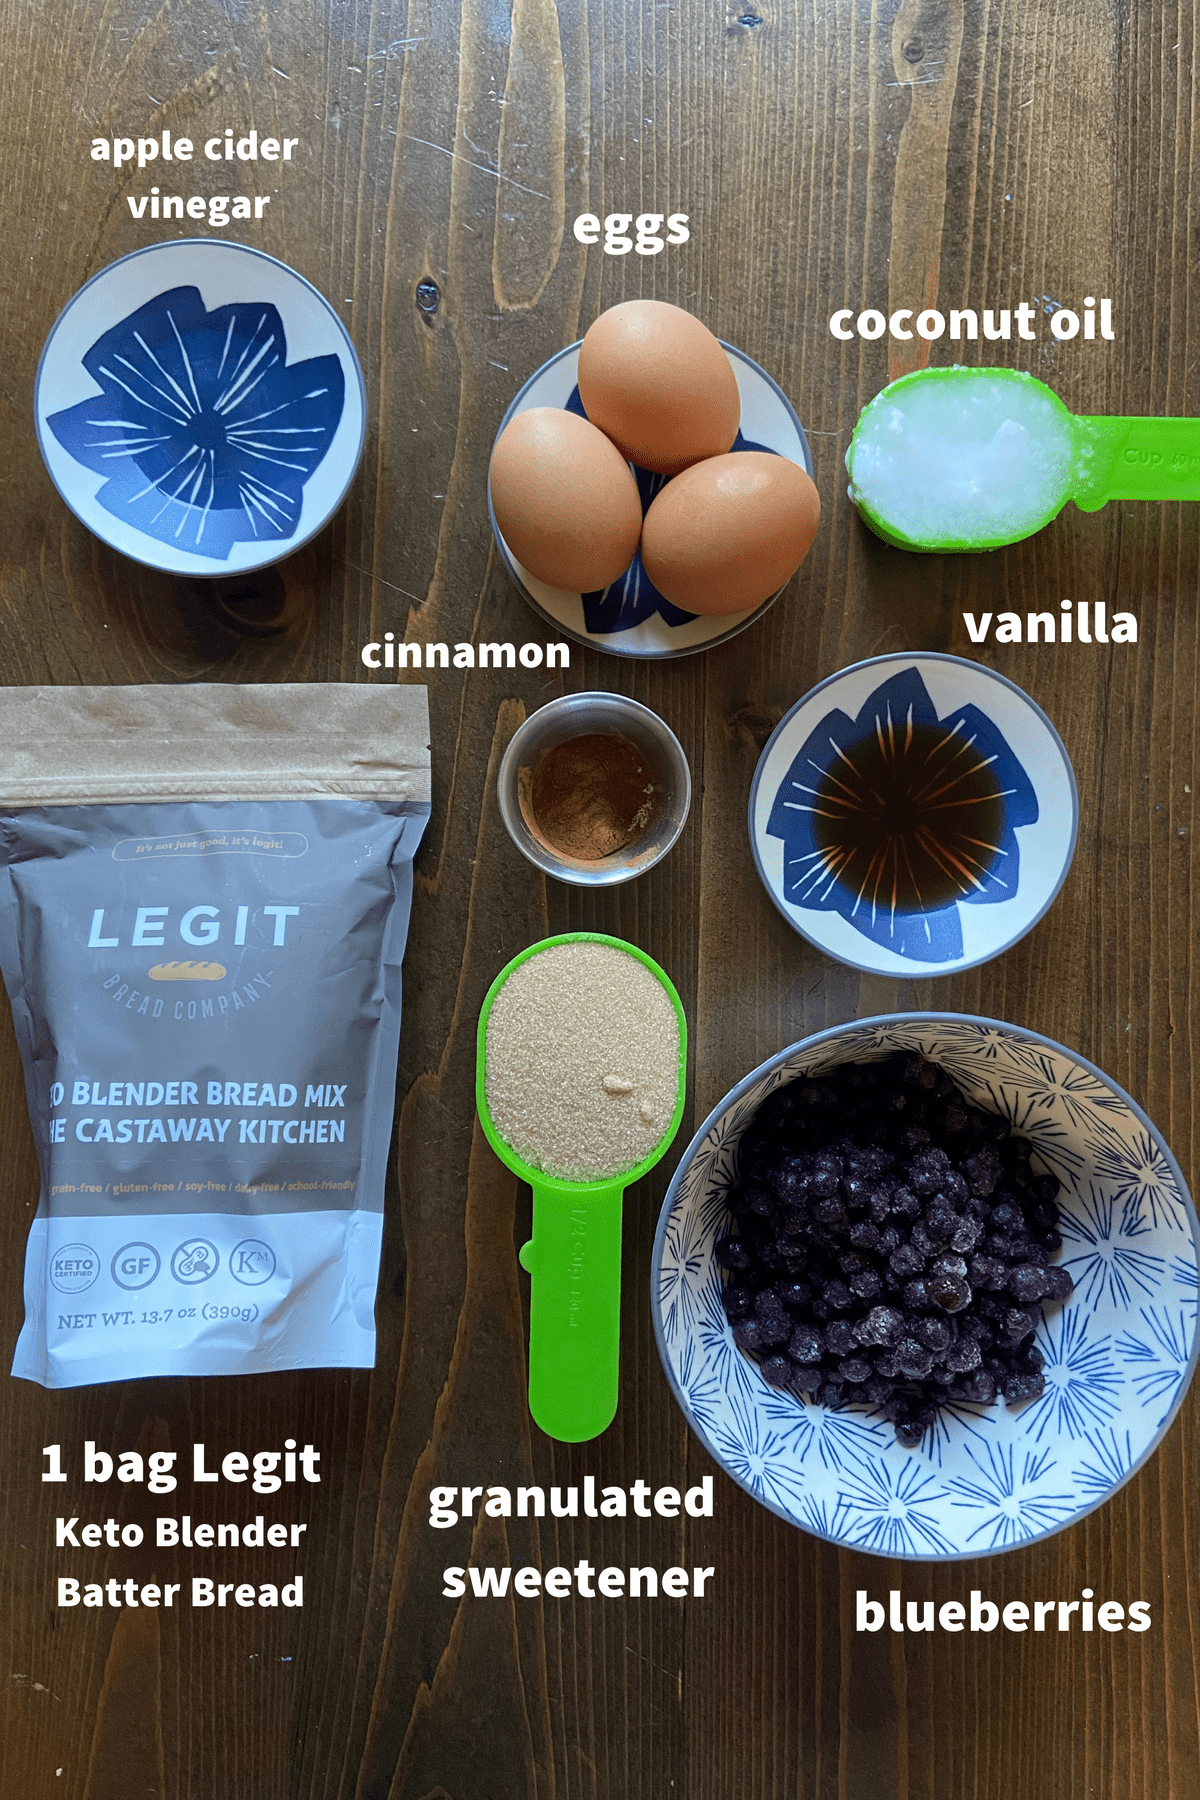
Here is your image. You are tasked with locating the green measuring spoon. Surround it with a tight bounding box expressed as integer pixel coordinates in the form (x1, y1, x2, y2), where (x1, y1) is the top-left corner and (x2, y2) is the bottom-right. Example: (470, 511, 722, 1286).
(846, 364, 1200, 552)
(477, 931, 687, 1443)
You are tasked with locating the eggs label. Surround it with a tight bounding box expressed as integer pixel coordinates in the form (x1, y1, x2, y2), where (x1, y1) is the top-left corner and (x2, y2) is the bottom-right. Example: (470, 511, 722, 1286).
(573, 212, 691, 256)
(830, 298, 1116, 343)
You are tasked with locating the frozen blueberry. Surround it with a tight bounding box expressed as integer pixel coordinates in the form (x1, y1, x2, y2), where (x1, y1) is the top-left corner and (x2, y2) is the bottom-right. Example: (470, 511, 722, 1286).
(720, 1283, 754, 1318)
(915, 1315, 953, 1353)
(849, 1267, 883, 1302)
(902, 1277, 935, 1313)
(962, 1369, 997, 1404)
(999, 1305, 1038, 1342)
(839, 1356, 872, 1384)
(840, 1175, 870, 1210)
(732, 1318, 770, 1352)
(1007, 1263, 1051, 1303)
(771, 1157, 809, 1202)
(930, 1275, 971, 1313)
(759, 1354, 793, 1386)
(889, 1242, 925, 1279)
(741, 1182, 775, 1217)
(890, 1185, 921, 1220)
(944, 1336, 982, 1373)
(821, 1279, 854, 1312)
(1001, 1370, 1045, 1404)
(786, 1323, 823, 1363)
(967, 1254, 1006, 1290)
(776, 1279, 813, 1310)
(849, 1221, 882, 1253)
(926, 1202, 958, 1239)
(824, 1318, 857, 1357)
(715, 1235, 754, 1271)
(895, 1337, 934, 1379)
(910, 1153, 951, 1196)
(791, 1363, 823, 1391)
(909, 1222, 940, 1257)
(855, 1304, 905, 1347)
(949, 1217, 983, 1255)
(963, 1149, 1001, 1196)
(1043, 1265, 1074, 1301)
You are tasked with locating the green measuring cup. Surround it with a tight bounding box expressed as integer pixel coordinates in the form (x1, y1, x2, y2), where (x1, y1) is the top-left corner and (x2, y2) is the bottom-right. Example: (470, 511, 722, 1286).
(846, 364, 1200, 552)
(477, 932, 687, 1443)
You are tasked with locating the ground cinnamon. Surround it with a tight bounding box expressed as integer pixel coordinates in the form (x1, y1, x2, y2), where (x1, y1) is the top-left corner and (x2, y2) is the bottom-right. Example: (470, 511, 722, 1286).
(520, 732, 660, 862)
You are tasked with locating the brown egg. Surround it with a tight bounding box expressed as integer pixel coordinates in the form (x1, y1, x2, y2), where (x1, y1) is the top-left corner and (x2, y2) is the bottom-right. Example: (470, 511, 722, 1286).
(489, 408, 643, 591)
(576, 300, 740, 474)
(639, 453, 821, 616)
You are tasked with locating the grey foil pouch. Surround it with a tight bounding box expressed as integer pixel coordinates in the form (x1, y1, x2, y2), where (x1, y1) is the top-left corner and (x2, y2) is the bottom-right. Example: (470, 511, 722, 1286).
(0, 684, 430, 1387)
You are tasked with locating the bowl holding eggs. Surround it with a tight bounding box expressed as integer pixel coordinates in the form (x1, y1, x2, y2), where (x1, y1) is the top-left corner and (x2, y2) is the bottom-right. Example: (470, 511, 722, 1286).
(488, 302, 819, 659)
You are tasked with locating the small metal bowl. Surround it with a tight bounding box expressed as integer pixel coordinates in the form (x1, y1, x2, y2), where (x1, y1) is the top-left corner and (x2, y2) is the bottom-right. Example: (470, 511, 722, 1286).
(498, 693, 691, 886)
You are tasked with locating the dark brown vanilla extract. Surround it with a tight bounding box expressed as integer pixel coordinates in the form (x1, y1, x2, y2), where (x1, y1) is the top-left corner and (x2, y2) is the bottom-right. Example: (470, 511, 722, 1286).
(809, 716, 1007, 914)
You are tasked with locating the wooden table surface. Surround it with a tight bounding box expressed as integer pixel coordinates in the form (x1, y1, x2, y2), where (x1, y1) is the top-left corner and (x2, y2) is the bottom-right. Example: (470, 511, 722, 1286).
(2, 2, 1199, 1795)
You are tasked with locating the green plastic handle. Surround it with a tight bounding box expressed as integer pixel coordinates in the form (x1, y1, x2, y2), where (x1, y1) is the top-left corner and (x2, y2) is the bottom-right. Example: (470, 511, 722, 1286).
(1073, 416, 1200, 510)
(476, 931, 688, 1445)
(519, 1177, 626, 1441)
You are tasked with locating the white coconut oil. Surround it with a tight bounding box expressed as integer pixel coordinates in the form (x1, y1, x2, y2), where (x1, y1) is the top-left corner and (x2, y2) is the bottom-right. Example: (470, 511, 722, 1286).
(847, 372, 1075, 546)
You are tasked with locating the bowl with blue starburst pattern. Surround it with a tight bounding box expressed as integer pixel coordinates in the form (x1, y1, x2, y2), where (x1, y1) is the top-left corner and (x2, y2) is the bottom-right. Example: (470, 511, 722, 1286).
(749, 655, 1078, 976)
(652, 1014, 1198, 1558)
(34, 239, 366, 576)
(488, 339, 813, 658)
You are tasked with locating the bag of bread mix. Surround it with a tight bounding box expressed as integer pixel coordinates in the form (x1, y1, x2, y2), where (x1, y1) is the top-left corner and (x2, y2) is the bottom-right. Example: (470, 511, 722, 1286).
(0, 684, 430, 1387)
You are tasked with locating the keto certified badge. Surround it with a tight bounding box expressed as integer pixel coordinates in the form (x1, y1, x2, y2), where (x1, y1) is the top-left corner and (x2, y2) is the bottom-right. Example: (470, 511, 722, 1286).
(50, 1243, 100, 1294)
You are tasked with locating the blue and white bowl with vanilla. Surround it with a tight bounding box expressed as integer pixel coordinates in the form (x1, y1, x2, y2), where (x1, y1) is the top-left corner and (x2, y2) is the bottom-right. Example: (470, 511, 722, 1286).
(749, 654, 1078, 977)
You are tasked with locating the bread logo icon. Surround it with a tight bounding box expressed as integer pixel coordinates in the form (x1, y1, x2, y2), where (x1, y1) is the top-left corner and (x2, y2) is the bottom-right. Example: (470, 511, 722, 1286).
(148, 961, 226, 982)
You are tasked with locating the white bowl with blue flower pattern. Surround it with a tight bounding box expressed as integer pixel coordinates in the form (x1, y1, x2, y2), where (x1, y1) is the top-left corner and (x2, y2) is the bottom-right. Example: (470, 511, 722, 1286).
(749, 654, 1078, 976)
(34, 239, 366, 576)
(489, 339, 813, 659)
(652, 1014, 1198, 1559)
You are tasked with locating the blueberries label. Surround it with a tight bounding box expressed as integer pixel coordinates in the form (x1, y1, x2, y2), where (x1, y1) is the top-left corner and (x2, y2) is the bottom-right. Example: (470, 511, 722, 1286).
(857, 1589, 1152, 1634)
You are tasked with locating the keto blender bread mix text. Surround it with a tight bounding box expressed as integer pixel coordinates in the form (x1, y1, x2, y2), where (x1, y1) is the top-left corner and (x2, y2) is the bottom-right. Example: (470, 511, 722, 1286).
(0, 684, 430, 1387)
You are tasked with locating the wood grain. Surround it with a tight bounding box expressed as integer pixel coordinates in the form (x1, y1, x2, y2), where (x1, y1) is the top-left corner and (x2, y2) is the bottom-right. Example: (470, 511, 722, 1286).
(1, 1, 1199, 1796)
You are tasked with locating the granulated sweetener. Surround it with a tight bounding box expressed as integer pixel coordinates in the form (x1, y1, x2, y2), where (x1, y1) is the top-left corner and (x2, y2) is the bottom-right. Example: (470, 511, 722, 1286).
(0, 684, 430, 1389)
(484, 941, 679, 1181)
